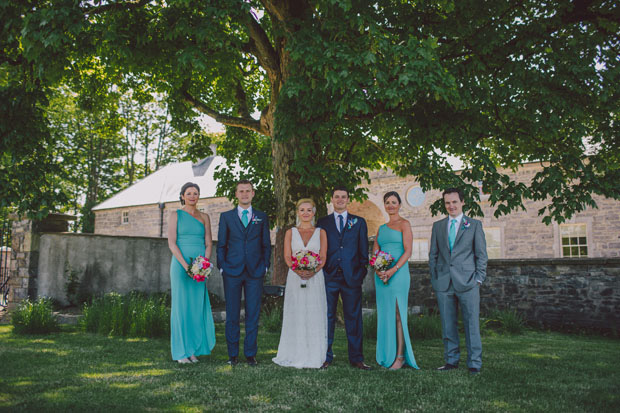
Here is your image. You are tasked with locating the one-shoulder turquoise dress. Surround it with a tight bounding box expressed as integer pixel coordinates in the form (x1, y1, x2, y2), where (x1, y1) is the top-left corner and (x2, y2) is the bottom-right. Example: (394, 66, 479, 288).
(170, 209, 216, 360)
(375, 224, 419, 369)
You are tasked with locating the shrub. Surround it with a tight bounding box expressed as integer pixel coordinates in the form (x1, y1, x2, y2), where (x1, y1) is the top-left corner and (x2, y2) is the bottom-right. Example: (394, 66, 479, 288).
(261, 295, 284, 333)
(11, 298, 60, 334)
(82, 292, 170, 338)
(409, 310, 443, 340)
(483, 308, 526, 335)
(363, 308, 443, 340)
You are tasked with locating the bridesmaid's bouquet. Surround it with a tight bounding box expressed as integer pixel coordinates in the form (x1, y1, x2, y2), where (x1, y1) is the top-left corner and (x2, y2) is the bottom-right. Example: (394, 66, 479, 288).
(291, 250, 321, 288)
(370, 250, 394, 285)
(186, 256, 212, 282)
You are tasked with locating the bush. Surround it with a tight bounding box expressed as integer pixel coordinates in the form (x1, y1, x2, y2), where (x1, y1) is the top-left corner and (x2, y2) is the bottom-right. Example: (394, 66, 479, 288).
(11, 298, 60, 334)
(409, 310, 443, 340)
(483, 308, 526, 335)
(82, 292, 170, 338)
(261, 295, 284, 333)
(363, 308, 443, 340)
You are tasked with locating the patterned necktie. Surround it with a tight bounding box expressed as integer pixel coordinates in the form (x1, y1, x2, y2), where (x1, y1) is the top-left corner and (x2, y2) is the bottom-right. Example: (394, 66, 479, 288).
(338, 214, 344, 233)
(449, 219, 457, 251)
(242, 210, 249, 227)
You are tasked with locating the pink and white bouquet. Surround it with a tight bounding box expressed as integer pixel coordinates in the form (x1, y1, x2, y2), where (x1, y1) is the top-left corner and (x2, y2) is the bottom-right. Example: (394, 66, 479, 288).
(187, 256, 212, 282)
(291, 250, 321, 288)
(370, 250, 394, 284)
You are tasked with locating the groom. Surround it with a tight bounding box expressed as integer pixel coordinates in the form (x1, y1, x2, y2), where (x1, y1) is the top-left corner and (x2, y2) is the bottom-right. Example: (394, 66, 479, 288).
(317, 186, 370, 370)
(429, 188, 488, 375)
(217, 179, 271, 366)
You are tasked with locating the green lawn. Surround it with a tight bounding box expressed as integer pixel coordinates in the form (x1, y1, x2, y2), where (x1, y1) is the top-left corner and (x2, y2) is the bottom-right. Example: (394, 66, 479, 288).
(0, 324, 618, 412)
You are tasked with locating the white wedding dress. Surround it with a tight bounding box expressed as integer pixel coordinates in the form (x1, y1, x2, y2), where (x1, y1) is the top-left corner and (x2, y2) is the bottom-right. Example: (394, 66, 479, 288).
(272, 227, 327, 368)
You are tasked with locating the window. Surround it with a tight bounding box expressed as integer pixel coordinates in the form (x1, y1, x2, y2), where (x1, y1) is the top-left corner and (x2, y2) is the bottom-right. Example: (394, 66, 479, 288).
(560, 224, 588, 257)
(483, 227, 501, 259)
(411, 239, 429, 261)
(121, 211, 129, 224)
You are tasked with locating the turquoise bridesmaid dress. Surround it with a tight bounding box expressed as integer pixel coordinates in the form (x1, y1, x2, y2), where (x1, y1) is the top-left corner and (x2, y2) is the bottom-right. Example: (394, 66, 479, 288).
(375, 224, 419, 369)
(170, 209, 216, 360)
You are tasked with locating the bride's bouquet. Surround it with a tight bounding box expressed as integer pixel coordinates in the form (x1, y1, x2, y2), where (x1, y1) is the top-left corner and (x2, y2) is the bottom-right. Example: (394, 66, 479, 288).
(186, 256, 212, 282)
(370, 250, 394, 285)
(291, 250, 321, 288)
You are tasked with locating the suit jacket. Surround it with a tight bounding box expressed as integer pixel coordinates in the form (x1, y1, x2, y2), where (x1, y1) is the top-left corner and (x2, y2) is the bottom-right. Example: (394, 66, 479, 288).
(429, 215, 488, 292)
(317, 213, 369, 287)
(216, 208, 271, 278)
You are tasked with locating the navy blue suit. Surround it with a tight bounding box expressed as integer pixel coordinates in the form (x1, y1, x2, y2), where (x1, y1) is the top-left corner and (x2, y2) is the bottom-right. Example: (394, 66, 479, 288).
(317, 213, 369, 363)
(217, 208, 271, 358)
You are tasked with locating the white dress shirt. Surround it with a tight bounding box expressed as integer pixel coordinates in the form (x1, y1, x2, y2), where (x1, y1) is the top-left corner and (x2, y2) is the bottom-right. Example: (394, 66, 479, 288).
(447, 213, 463, 238)
(237, 205, 253, 222)
(334, 211, 348, 232)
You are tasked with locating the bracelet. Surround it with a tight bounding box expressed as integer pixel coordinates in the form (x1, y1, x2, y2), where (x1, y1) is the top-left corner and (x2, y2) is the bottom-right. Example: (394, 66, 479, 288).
(395, 265, 399, 271)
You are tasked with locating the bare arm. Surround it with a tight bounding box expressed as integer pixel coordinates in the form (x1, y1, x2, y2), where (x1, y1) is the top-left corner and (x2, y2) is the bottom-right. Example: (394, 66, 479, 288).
(283, 228, 293, 268)
(202, 212, 213, 259)
(167, 211, 189, 271)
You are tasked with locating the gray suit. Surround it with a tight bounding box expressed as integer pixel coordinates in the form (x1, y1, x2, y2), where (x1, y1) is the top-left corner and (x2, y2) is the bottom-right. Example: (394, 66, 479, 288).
(429, 215, 488, 369)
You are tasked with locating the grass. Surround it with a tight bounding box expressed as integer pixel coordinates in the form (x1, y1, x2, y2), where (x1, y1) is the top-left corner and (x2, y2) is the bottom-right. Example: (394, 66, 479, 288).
(0, 324, 618, 412)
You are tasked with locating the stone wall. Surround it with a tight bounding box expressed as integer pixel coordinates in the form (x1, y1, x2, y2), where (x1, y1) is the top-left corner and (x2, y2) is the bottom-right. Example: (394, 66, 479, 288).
(94, 198, 233, 239)
(405, 258, 620, 330)
(36, 233, 224, 306)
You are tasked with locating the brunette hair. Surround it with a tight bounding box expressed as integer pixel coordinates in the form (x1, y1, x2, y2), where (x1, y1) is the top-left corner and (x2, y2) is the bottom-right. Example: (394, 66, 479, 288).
(383, 191, 402, 204)
(442, 187, 464, 202)
(179, 182, 200, 205)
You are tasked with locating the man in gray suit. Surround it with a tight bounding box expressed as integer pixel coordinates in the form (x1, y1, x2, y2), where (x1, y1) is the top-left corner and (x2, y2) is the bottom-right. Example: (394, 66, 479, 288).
(429, 188, 488, 375)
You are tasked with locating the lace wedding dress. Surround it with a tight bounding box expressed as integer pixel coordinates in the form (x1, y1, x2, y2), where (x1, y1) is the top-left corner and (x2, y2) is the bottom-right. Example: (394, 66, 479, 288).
(272, 227, 327, 368)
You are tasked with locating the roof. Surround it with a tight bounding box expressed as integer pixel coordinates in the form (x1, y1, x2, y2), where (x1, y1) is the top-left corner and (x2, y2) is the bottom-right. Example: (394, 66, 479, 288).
(93, 155, 228, 211)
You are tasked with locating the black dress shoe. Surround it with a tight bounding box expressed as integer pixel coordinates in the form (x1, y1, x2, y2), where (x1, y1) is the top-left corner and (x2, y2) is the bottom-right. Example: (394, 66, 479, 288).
(437, 363, 458, 371)
(246, 356, 258, 366)
(469, 368, 480, 375)
(227, 356, 238, 366)
(320, 361, 331, 370)
(350, 361, 372, 370)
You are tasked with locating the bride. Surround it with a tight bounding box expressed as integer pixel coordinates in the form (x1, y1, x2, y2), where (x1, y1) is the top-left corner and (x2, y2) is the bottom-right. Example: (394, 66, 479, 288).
(273, 198, 328, 368)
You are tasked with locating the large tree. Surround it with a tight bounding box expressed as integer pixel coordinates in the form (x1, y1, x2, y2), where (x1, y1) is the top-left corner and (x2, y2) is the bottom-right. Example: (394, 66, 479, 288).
(2, 1, 618, 281)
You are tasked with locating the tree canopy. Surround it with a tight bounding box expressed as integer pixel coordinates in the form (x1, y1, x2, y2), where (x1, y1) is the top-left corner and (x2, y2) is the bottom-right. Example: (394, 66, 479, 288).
(2, 0, 619, 278)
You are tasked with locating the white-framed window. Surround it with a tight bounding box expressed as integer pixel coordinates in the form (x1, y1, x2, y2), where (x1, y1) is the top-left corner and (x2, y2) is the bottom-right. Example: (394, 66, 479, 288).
(560, 224, 588, 257)
(121, 211, 129, 225)
(483, 227, 502, 259)
(411, 239, 429, 261)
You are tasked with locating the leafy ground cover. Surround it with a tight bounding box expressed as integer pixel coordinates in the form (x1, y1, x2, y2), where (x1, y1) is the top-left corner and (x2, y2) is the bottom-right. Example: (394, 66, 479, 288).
(0, 324, 617, 412)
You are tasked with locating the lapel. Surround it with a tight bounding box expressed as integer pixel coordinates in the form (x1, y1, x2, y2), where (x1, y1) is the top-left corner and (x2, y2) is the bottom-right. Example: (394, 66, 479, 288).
(324, 214, 339, 237)
(230, 208, 246, 234)
(437, 217, 450, 253)
(452, 215, 469, 250)
(341, 212, 356, 238)
(246, 209, 260, 236)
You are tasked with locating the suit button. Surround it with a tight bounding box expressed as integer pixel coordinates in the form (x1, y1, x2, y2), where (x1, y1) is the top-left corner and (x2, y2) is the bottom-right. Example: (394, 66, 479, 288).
(340, 246, 343, 249)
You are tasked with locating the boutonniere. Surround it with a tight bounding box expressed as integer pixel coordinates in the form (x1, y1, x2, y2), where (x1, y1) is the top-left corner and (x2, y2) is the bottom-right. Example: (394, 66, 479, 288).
(462, 219, 471, 229)
(347, 218, 358, 229)
(251, 216, 263, 224)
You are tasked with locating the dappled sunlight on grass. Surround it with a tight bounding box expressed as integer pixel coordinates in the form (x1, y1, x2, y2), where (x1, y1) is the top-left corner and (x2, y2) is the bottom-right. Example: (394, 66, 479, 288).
(215, 365, 233, 374)
(81, 369, 170, 379)
(12, 380, 34, 387)
(248, 394, 272, 404)
(489, 400, 511, 409)
(264, 349, 277, 355)
(121, 361, 155, 368)
(169, 405, 203, 413)
(514, 352, 560, 360)
(109, 383, 140, 389)
(125, 338, 149, 342)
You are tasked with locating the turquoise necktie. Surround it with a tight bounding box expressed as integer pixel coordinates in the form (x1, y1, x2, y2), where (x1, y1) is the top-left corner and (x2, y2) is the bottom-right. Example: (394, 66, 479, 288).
(449, 219, 457, 251)
(242, 210, 249, 227)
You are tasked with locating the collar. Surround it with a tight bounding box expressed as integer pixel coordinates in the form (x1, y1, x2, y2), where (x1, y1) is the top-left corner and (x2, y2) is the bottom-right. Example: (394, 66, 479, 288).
(448, 213, 463, 226)
(238, 205, 253, 217)
(334, 210, 348, 221)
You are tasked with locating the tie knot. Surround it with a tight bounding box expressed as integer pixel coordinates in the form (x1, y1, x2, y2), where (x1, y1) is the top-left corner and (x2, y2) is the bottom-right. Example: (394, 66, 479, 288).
(451, 219, 457, 224)
(242, 210, 248, 216)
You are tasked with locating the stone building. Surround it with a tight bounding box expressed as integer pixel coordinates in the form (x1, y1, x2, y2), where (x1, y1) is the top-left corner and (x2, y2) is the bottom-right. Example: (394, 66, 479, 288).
(94, 159, 620, 260)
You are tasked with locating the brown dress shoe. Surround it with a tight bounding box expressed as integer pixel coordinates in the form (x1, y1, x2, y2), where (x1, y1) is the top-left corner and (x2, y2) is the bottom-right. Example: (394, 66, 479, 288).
(320, 361, 331, 370)
(350, 361, 372, 370)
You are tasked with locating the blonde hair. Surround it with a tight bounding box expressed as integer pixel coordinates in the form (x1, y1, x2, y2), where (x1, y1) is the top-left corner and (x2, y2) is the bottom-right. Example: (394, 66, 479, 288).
(296, 198, 316, 211)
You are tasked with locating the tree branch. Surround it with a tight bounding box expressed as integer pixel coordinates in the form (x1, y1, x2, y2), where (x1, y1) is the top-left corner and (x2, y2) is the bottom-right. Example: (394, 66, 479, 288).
(244, 13, 280, 83)
(182, 91, 266, 135)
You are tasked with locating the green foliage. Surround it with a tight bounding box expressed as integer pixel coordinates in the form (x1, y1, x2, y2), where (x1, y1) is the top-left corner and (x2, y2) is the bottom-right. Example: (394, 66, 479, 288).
(11, 298, 60, 335)
(363, 308, 443, 340)
(260, 295, 284, 333)
(2, 0, 619, 226)
(81, 292, 170, 338)
(483, 308, 527, 335)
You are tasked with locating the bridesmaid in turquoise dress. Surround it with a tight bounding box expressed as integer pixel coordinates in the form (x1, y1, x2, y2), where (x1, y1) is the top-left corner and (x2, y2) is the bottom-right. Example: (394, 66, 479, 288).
(373, 191, 419, 370)
(167, 182, 216, 364)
